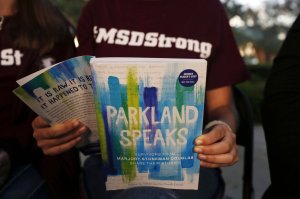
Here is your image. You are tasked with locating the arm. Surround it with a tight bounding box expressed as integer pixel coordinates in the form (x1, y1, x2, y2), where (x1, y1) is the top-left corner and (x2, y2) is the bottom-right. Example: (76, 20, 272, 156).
(32, 116, 88, 155)
(193, 86, 239, 168)
(0, 149, 11, 188)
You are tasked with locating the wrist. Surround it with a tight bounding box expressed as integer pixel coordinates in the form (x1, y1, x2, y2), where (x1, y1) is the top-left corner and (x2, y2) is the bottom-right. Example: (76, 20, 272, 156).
(204, 120, 233, 132)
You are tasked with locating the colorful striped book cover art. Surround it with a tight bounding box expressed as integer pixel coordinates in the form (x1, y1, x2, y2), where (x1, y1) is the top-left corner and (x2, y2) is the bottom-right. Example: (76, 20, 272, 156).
(90, 57, 207, 190)
(13, 56, 100, 153)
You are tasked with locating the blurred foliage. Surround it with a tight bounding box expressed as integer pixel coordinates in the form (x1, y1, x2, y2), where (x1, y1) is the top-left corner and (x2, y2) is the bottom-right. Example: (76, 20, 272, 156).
(51, 0, 87, 26)
(222, 0, 299, 123)
(237, 64, 272, 123)
(222, 0, 300, 64)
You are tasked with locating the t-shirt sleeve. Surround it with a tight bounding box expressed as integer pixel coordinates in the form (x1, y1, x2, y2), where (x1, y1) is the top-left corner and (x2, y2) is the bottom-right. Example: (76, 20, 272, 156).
(76, 0, 97, 56)
(206, 1, 250, 90)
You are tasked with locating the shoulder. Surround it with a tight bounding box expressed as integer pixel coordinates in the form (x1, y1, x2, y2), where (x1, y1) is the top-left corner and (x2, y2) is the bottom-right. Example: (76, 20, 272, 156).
(192, 0, 229, 26)
(196, 0, 226, 11)
(78, 0, 101, 24)
(81, 0, 100, 13)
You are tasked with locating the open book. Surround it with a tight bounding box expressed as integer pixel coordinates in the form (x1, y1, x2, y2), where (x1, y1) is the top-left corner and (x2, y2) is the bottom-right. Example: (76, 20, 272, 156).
(14, 56, 207, 190)
(13, 56, 99, 155)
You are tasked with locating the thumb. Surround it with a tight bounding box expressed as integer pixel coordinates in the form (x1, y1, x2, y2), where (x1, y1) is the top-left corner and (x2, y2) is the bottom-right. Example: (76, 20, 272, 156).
(195, 125, 227, 145)
(32, 116, 50, 129)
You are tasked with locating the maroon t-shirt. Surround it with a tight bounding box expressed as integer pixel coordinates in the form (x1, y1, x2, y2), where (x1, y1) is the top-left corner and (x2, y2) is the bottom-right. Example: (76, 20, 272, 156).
(0, 15, 80, 199)
(0, 15, 75, 148)
(1, 16, 42, 155)
(77, 0, 249, 90)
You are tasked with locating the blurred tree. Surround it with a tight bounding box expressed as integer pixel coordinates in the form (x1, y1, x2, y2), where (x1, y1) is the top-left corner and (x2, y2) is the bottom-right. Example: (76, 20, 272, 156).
(222, 0, 300, 65)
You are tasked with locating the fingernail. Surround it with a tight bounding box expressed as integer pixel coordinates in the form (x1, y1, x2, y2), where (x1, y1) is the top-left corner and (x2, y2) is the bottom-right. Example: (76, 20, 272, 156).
(194, 147, 203, 153)
(72, 120, 80, 127)
(196, 139, 203, 145)
(199, 154, 206, 160)
(78, 126, 87, 133)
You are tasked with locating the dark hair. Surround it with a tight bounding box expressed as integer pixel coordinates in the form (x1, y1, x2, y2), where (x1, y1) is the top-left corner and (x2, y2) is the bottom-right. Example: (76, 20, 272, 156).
(10, 0, 73, 55)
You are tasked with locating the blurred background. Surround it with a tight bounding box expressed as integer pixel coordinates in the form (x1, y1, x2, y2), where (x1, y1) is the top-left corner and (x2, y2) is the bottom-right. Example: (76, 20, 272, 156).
(51, 0, 300, 198)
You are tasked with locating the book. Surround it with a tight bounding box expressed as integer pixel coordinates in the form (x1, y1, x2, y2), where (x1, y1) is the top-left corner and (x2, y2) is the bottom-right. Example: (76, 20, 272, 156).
(13, 56, 207, 190)
(90, 57, 207, 190)
(13, 55, 100, 154)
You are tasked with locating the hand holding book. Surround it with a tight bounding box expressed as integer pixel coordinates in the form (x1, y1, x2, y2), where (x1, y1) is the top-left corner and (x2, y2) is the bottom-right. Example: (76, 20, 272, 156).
(13, 56, 100, 155)
(13, 56, 208, 190)
(32, 116, 89, 155)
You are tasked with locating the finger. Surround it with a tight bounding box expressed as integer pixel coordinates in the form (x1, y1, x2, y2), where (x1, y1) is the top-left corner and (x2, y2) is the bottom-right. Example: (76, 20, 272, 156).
(200, 161, 232, 168)
(43, 136, 82, 156)
(193, 132, 236, 155)
(195, 125, 228, 145)
(32, 116, 50, 129)
(37, 126, 88, 149)
(33, 120, 82, 140)
(196, 146, 238, 165)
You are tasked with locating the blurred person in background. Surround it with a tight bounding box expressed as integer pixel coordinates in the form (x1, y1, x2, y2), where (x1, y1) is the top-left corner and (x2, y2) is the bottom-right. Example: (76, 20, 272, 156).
(262, 14, 300, 199)
(0, 0, 81, 198)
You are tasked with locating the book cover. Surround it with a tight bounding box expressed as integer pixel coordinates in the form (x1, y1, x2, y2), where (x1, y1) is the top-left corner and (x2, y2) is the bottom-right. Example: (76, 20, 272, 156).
(90, 57, 207, 190)
(13, 55, 99, 154)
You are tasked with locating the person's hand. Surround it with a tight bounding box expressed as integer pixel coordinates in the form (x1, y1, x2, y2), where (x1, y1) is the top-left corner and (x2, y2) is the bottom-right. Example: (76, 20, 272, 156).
(32, 116, 88, 155)
(193, 124, 238, 168)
